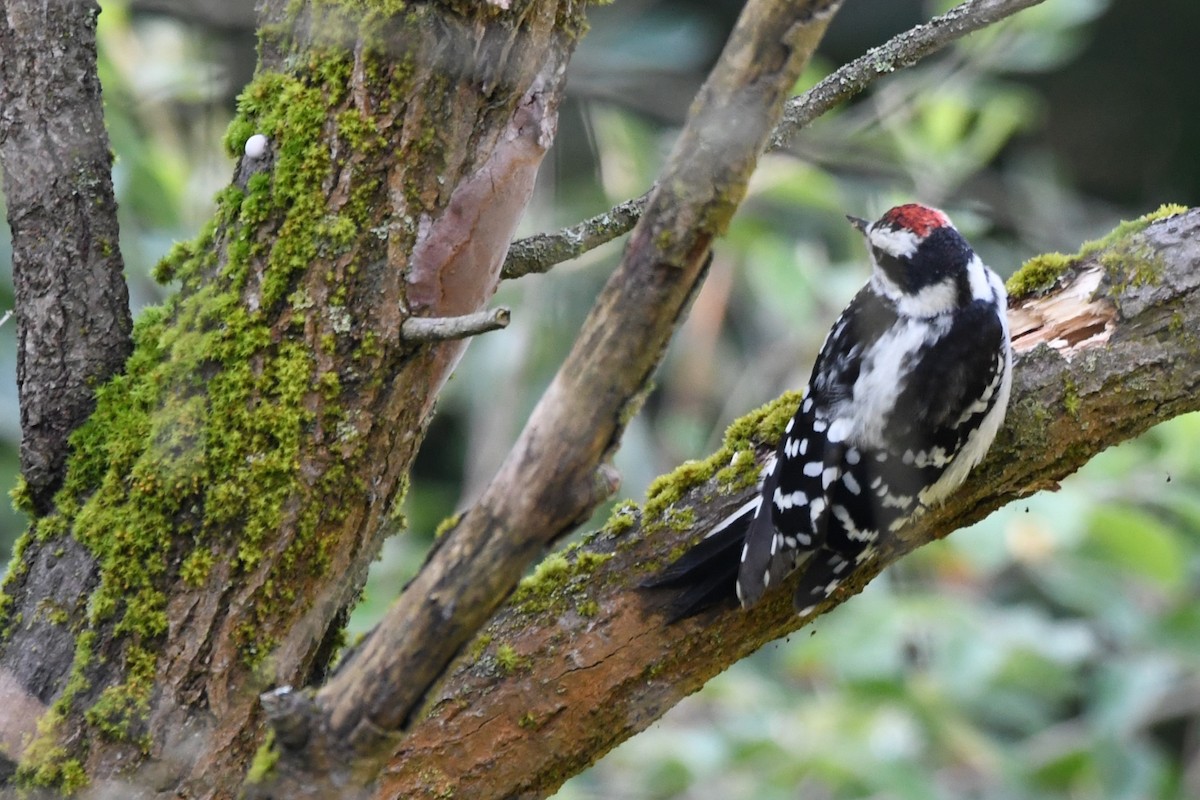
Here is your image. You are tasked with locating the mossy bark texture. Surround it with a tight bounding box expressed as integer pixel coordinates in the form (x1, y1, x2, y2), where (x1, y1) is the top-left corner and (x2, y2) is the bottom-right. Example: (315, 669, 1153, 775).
(0, 1, 583, 796)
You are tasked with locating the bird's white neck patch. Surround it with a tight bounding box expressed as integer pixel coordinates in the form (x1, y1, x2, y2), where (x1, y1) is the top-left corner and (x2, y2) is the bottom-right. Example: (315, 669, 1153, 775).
(867, 225, 922, 260)
(871, 271, 958, 317)
(965, 253, 992, 302)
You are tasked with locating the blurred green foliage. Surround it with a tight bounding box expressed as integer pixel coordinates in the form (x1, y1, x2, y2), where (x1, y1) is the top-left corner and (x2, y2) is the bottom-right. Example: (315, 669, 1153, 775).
(1, 0, 1199, 797)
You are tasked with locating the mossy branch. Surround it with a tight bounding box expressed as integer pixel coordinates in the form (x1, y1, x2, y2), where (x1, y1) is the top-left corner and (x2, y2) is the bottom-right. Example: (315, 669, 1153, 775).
(500, 0, 1048, 281)
(377, 207, 1200, 799)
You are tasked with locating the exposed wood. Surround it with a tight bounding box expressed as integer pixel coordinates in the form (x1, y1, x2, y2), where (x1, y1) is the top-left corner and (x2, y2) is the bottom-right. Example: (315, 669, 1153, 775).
(1009, 265, 1115, 354)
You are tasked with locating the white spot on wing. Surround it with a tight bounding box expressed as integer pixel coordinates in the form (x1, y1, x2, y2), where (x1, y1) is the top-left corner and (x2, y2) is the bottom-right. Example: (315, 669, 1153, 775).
(822, 466, 838, 490)
(827, 418, 851, 443)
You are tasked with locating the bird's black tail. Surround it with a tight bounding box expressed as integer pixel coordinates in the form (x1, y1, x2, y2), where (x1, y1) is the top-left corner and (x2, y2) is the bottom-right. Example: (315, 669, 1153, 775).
(642, 498, 758, 620)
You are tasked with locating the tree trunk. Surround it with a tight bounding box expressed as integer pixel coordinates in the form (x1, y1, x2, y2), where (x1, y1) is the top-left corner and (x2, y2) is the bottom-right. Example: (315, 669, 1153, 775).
(0, 1, 584, 795)
(0, 0, 133, 515)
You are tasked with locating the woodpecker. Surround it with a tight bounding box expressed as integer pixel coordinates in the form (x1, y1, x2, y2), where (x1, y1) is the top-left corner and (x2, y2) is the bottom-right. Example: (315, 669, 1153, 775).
(647, 203, 1012, 618)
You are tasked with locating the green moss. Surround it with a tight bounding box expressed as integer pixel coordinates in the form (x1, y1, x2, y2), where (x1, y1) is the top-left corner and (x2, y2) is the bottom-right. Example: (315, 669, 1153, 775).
(41, 605, 70, 626)
(312, 0, 408, 20)
(1062, 375, 1082, 418)
(576, 599, 600, 618)
(1006, 252, 1074, 298)
(434, 512, 463, 539)
(1078, 203, 1186, 259)
(512, 550, 615, 615)
(16, 631, 97, 789)
(591, 390, 805, 567)
(84, 643, 157, 743)
(1170, 310, 1186, 336)
(643, 460, 712, 522)
(601, 500, 639, 536)
(495, 643, 525, 675)
(643, 391, 803, 526)
(17, 739, 88, 794)
(180, 548, 216, 586)
(9, 476, 34, 516)
(467, 633, 493, 661)
(517, 711, 539, 730)
(246, 729, 280, 784)
(1006, 203, 1188, 297)
(8, 49, 396, 779)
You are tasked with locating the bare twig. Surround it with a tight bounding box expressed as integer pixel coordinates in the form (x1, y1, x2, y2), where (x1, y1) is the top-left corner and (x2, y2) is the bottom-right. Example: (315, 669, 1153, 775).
(769, 0, 1046, 149)
(401, 307, 511, 342)
(501, 194, 648, 280)
(500, 0, 1047, 280)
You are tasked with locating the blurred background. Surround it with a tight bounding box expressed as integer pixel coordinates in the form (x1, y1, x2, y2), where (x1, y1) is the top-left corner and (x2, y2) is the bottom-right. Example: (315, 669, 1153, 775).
(2, 0, 1200, 797)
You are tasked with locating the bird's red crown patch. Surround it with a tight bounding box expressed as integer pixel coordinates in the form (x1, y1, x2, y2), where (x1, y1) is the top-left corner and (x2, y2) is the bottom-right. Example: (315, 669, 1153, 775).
(881, 204, 950, 237)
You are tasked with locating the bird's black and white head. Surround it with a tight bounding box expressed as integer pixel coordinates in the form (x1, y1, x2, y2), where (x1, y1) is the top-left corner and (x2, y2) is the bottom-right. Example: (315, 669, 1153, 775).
(849, 203, 995, 318)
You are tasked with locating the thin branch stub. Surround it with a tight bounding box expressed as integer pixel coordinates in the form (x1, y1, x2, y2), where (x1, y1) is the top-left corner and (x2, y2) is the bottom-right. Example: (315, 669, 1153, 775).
(401, 307, 511, 343)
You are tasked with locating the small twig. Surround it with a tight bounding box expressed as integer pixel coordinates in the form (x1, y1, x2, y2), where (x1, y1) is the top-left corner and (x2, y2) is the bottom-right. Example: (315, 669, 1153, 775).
(400, 307, 511, 342)
(501, 194, 648, 280)
(0, 310, 12, 329)
(500, 0, 1046, 279)
(769, 0, 1046, 149)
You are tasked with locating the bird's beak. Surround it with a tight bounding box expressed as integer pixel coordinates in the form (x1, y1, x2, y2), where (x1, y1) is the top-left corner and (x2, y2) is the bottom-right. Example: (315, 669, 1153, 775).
(846, 215, 869, 234)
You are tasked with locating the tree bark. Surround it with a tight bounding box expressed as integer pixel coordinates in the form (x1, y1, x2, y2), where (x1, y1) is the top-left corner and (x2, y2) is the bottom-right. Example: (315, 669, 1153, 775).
(374, 208, 1200, 799)
(0, 1, 584, 796)
(0, 0, 133, 514)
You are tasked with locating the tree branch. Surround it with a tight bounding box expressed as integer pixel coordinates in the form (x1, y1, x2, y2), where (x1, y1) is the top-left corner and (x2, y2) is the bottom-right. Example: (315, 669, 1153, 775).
(377, 207, 1200, 799)
(500, 0, 1047, 281)
(768, 0, 1048, 150)
(275, 0, 846, 779)
(400, 307, 511, 342)
(0, 0, 133, 512)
